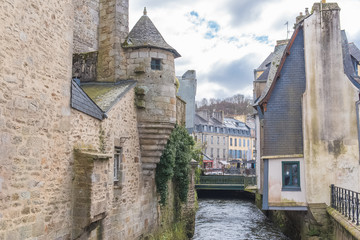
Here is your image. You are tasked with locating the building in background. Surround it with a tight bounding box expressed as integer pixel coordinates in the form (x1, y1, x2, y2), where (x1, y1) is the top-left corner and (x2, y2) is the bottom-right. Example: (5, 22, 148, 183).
(193, 110, 255, 172)
(177, 70, 197, 133)
(193, 110, 227, 168)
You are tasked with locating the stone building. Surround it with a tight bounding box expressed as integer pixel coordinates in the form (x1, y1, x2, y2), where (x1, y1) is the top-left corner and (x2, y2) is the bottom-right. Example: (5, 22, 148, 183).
(0, 1, 188, 239)
(177, 70, 197, 133)
(253, 1, 360, 238)
(193, 111, 254, 169)
(193, 111, 228, 168)
(224, 118, 254, 167)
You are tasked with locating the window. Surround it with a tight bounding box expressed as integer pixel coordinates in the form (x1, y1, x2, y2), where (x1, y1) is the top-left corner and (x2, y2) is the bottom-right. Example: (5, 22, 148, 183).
(211, 148, 213, 158)
(247, 139, 249, 147)
(229, 150, 232, 158)
(282, 161, 300, 191)
(217, 149, 219, 158)
(204, 135, 207, 142)
(223, 149, 225, 158)
(114, 147, 122, 181)
(204, 126, 207, 131)
(234, 139, 237, 146)
(223, 137, 225, 145)
(243, 139, 245, 146)
(217, 136, 219, 144)
(211, 136, 213, 144)
(230, 138, 233, 146)
(151, 58, 161, 70)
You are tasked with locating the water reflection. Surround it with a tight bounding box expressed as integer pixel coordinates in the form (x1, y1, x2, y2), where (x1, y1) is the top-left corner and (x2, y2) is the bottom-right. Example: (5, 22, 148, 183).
(193, 198, 290, 240)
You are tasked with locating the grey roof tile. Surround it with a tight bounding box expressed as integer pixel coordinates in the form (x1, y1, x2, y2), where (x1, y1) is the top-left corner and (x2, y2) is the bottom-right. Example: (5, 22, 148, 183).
(341, 31, 360, 90)
(254, 44, 287, 106)
(71, 80, 104, 120)
(256, 52, 274, 71)
(123, 13, 180, 58)
(349, 42, 360, 62)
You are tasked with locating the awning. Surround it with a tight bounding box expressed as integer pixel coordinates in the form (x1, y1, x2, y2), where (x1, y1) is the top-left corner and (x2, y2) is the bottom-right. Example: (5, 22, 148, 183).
(203, 160, 213, 163)
(219, 161, 229, 165)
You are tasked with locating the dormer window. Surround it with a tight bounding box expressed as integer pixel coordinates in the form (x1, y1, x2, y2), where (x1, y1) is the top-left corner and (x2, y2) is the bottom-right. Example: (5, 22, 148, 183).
(151, 58, 161, 70)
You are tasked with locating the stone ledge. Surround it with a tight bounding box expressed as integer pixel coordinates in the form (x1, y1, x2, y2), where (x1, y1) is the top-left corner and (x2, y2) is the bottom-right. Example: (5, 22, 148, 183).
(327, 206, 360, 239)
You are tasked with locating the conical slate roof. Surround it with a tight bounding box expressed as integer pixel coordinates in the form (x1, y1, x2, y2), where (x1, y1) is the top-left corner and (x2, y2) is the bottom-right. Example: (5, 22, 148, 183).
(122, 8, 181, 58)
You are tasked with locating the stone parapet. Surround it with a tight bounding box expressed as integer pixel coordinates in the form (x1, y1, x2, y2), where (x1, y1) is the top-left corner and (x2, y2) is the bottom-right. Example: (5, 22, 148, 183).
(327, 207, 360, 240)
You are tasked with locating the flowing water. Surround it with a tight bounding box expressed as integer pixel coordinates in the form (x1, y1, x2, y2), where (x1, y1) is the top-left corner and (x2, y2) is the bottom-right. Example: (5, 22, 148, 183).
(192, 197, 290, 240)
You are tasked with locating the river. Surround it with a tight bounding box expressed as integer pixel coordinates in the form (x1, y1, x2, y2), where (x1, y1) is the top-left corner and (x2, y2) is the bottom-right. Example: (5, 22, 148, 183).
(192, 195, 290, 240)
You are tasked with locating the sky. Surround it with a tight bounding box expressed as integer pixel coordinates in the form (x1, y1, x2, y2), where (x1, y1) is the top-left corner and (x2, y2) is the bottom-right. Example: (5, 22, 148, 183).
(129, 0, 360, 101)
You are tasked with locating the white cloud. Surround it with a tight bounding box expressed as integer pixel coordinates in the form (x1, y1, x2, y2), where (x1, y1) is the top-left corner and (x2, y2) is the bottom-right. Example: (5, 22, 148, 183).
(129, 0, 360, 101)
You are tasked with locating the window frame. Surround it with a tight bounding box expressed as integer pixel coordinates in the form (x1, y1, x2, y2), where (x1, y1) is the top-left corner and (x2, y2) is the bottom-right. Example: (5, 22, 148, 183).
(282, 161, 301, 191)
(114, 147, 122, 182)
(151, 58, 161, 70)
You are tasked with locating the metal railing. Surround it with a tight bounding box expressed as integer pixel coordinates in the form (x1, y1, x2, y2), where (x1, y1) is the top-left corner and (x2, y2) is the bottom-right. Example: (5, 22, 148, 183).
(199, 175, 257, 186)
(331, 184, 359, 225)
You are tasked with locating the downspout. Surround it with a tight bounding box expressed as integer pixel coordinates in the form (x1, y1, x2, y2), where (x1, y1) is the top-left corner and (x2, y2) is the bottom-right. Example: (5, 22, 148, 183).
(356, 99, 360, 164)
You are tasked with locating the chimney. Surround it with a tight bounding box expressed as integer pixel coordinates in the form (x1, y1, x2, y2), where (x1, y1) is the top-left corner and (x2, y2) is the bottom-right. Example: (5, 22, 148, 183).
(212, 111, 224, 123)
(97, 0, 129, 82)
(296, 12, 305, 24)
(305, 8, 309, 15)
(198, 110, 209, 122)
(276, 39, 289, 46)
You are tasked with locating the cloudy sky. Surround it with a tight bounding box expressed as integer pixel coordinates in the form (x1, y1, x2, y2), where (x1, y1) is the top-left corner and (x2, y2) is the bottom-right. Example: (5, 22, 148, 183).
(129, 0, 360, 101)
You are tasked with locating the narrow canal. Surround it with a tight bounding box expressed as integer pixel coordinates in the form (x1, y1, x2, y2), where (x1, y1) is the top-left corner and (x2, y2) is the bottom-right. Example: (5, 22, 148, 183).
(192, 192, 290, 240)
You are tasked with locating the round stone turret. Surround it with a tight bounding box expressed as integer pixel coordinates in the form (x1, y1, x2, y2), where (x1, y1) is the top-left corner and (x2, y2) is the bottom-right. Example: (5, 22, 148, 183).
(122, 9, 181, 171)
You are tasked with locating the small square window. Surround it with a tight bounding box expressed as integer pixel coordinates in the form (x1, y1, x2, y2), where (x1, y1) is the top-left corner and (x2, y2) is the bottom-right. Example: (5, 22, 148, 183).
(282, 161, 300, 191)
(151, 58, 161, 70)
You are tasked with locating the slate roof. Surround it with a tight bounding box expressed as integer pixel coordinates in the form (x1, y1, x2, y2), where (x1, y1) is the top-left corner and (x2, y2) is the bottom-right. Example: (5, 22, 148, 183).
(71, 80, 137, 120)
(341, 31, 360, 89)
(122, 11, 181, 58)
(253, 42, 287, 106)
(349, 42, 360, 62)
(256, 52, 274, 71)
(223, 118, 249, 131)
(71, 80, 104, 120)
(257, 66, 270, 81)
(194, 113, 223, 127)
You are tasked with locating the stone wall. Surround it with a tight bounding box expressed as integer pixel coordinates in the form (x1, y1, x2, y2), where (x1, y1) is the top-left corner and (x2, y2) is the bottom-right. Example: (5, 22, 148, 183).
(73, 0, 100, 53)
(69, 90, 160, 239)
(127, 48, 177, 124)
(176, 96, 186, 126)
(0, 0, 74, 239)
(328, 207, 360, 240)
(97, 0, 128, 82)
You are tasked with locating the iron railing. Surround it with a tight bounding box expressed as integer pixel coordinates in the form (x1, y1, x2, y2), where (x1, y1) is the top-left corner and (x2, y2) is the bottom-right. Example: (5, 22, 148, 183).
(199, 175, 257, 186)
(331, 184, 359, 225)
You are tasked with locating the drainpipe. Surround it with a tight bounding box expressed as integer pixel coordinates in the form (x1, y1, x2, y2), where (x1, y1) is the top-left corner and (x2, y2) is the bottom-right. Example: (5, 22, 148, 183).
(356, 100, 360, 164)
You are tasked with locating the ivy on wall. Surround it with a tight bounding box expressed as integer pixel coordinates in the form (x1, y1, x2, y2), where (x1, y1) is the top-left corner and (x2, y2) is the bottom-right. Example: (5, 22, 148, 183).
(155, 125, 195, 205)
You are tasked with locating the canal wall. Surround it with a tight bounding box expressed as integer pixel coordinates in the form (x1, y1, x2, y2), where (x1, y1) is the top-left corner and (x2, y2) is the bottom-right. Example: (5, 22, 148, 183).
(256, 192, 360, 240)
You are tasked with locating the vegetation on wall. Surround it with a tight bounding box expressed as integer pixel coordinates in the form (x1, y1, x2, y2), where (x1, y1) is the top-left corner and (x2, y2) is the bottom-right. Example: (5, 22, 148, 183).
(155, 125, 195, 205)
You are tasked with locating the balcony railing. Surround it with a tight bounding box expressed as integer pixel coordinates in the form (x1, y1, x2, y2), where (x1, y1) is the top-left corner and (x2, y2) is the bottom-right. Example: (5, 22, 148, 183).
(331, 184, 359, 225)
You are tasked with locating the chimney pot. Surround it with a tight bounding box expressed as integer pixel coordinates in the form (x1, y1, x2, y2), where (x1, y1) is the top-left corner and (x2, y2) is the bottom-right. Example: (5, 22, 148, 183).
(305, 8, 309, 15)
